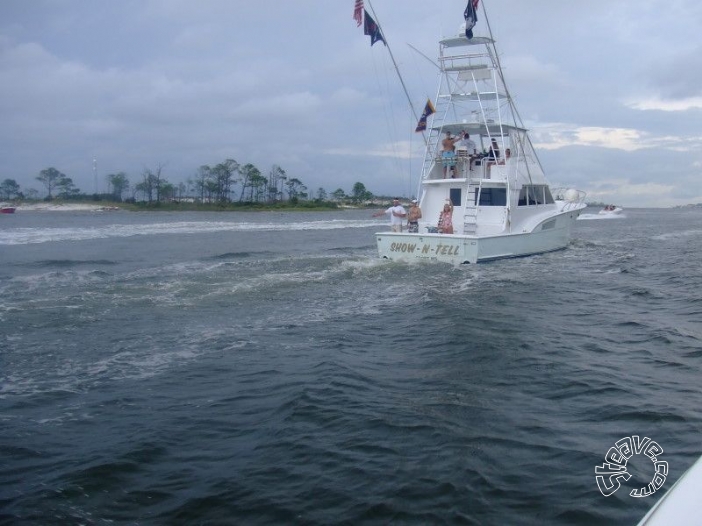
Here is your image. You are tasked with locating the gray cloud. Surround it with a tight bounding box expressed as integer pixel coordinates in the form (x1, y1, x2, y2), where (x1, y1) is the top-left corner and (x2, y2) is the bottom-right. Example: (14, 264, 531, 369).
(1, 0, 700, 206)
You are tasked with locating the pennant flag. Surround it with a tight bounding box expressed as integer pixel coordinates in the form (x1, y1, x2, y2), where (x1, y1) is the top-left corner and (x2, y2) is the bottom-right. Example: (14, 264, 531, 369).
(464, 0, 480, 39)
(353, 0, 364, 27)
(363, 10, 386, 46)
(415, 99, 436, 132)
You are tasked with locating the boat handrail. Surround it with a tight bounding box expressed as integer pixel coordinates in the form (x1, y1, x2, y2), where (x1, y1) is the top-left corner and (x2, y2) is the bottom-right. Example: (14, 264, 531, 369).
(551, 187, 587, 210)
(441, 53, 492, 67)
(439, 36, 494, 48)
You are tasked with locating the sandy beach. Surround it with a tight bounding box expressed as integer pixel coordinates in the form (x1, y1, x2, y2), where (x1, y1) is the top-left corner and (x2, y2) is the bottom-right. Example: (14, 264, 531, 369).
(2, 202, 120, 212)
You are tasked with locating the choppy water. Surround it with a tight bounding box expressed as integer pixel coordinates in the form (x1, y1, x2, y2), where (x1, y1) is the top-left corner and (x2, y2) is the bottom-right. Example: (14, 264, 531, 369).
(1, 207, 701, 525)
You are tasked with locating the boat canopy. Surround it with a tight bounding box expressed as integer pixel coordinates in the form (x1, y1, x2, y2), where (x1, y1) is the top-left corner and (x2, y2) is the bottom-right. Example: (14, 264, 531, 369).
(431, 122, 527, 136)
(440, 36, 494, 47)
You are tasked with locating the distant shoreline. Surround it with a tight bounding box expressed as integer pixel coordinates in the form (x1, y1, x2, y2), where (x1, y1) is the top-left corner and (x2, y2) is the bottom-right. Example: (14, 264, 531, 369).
(2, 200, 373, 213)
(4, 200, 698, 212)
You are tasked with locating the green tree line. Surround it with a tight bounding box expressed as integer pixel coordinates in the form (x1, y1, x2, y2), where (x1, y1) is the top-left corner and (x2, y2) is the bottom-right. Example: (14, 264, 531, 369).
(1, 160, 378, 206)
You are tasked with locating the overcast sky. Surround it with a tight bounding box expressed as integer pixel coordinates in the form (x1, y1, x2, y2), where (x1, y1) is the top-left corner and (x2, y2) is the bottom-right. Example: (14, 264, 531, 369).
(1, 0, 701, 207)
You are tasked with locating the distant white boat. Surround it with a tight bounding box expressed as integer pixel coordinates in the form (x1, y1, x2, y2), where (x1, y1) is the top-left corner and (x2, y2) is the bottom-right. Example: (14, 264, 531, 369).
(599, 205, 624, 215)
(373, 3, 586, 264)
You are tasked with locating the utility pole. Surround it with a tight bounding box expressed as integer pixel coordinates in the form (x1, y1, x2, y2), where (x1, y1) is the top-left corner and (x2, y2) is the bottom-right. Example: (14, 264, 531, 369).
(93, 157, 98, 194)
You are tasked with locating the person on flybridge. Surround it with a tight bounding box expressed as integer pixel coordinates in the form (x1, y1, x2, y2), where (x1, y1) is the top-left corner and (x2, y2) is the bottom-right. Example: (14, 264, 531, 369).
(456, 131, 478, 172)
(441, 131, 460, 178)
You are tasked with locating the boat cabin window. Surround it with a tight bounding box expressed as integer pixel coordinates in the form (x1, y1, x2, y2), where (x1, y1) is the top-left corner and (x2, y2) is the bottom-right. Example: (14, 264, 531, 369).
(544, 187, 555, 204)
(518, 185, 554, 206)
(529, 186, 543, 205)
(450, 188, 462, 207)
(474, 187, 507, 206)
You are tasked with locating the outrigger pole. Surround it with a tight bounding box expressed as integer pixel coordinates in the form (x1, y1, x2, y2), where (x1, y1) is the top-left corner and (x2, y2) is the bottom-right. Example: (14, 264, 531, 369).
(407, 43, 440, 71)
(365, 0, 428, 147)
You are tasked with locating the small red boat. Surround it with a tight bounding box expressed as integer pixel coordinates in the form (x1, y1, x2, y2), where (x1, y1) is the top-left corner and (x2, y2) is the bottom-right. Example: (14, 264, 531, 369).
(1, 207, 16, 214)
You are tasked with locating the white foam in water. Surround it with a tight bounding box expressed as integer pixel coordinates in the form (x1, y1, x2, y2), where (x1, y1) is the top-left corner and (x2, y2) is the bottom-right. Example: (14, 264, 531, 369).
(652, 229, 702, 241)
(578, 213, 627, 220)
(0, 343, 207, 399)
(0, 219, 379, 246)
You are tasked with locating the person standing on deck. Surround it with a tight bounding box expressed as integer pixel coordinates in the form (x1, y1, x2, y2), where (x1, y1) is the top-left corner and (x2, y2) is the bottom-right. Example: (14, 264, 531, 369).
(441, 131, 460, 178)
(407, 199, 422, 233)
(373, 198, 407, 233)
(486, 137, 500, 178)
(456, 131, 477, 155)
(456, 131, 478, 172)
(487, 138, 500, 161)
(437, 200, 454, 234)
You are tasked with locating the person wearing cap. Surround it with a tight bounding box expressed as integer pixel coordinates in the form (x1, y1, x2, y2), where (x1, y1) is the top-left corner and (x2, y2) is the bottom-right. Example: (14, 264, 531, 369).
(372, 198, 407, 232)
(407, 199, 422, 233)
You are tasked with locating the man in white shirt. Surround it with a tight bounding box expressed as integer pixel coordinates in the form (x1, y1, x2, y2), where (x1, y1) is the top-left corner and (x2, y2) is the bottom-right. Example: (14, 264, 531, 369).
(372, 198, 407, 232)
(456, 131, 478, 172)
(456, 131, 477, 155)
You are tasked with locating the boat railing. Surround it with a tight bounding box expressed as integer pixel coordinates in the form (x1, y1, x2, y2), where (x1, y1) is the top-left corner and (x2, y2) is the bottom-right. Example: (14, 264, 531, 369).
(425, 153, 512, 182)
(431, 152, 486, 180)
(440, 53, 492, 70)
(552, 187, 587, 210)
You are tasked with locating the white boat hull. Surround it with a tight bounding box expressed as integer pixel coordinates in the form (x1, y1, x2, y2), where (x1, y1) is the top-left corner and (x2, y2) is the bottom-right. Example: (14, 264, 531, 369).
(636, 454, 702, 525)
(376, 208, 582, 264)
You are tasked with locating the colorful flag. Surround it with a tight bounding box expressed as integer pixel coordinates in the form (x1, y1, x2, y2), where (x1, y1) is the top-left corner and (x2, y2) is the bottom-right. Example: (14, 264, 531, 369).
(363, 10, 386, 46)
(415, 99, 436, 132)
(353, 0, 364, 27)
(464, 0, 480, 39)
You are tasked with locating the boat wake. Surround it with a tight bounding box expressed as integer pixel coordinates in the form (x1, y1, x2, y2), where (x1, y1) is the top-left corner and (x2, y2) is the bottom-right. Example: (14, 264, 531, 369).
(0, 219, 379, 246)
(578, 213, 627, 220)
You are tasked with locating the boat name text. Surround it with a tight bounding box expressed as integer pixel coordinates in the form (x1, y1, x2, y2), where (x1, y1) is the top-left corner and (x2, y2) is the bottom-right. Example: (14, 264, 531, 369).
(389, 242, 460, 256)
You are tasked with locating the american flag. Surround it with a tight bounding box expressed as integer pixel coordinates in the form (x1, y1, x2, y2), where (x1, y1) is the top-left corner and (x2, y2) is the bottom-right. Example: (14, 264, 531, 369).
(353, 0, 364, 27)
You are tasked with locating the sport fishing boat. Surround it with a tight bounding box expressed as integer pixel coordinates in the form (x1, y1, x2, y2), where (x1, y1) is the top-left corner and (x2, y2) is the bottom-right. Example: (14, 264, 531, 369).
(373, 2, 586, 264)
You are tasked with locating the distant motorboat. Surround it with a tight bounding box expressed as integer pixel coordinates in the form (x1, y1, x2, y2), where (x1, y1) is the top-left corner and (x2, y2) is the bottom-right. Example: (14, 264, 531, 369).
(1, 206, 16, 214)
(599, 205, 623, 215)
